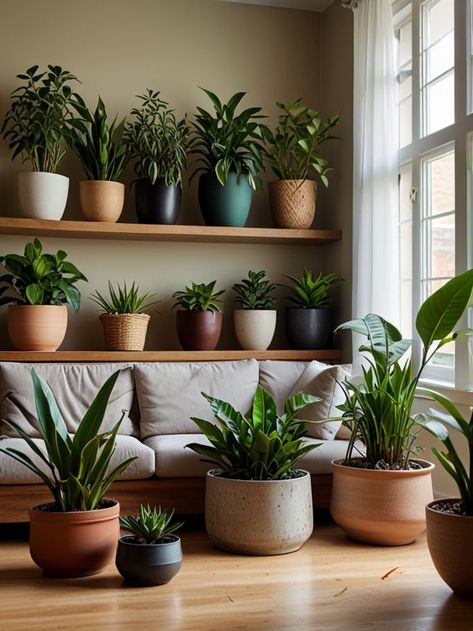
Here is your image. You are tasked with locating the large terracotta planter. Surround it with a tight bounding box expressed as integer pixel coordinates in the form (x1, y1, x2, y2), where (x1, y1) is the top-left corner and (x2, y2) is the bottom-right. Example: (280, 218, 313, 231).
(330, 458, 434, 546)
(18, 171, 69, 220)
(7, 304, 68, 351)
(426, 500, 473, 599)
(79, 180, 124, 222)
(234, 309, 276, 350)
(268, 179, 317, 229)
(29, 500, 120, 577)
(205, 469, 313, 555)
(116, 535, 182, 586)
(100, 313, 150, 351)
(176, 310, 223, 350)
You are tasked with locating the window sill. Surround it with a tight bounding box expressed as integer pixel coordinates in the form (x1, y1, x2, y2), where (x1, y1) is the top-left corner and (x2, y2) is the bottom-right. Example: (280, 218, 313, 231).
(417, 378, 473, 407)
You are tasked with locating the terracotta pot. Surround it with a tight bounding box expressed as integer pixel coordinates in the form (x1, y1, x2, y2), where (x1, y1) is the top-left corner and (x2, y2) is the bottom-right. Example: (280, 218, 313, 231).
(100, 313, 150, 351)
(330, 458, 434, 546)
(29, 500, 120, 577)
(234, 309, 276, 350)
(268, 179, 317, 229)
(7, 304, 68, 351)
(176, 310, 223, 351)
(79, 180, 124, 222)
(116, 535, 182, 586)
(18, 171, 69, 220)
(426, 499, 473, 599)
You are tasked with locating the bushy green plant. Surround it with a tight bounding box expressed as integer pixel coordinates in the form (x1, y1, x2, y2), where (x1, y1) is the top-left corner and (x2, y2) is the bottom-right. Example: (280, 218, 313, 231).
(91, 281, 158, 314)
(190, 88, 265, 190)
(0, 370, 136, 511)
(0, 238, 87, 312)
(186, 386, 321, 480)
(284, 269, 339, 309)
(172, 281, 224, 312)
(232, 270, 276, 310)
(261, 100, 339, 185)
(120, 505, 183, 544)
(1, 65, 80, 172)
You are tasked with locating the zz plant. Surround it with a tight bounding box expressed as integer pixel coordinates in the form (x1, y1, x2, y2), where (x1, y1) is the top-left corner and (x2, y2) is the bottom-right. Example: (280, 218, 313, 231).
(284, 269, 339, 309)
(91, 281, 158, 314)
(120, 505, 183, 544)
(172, 280, 224, 312)
(232, 270, 276, 310)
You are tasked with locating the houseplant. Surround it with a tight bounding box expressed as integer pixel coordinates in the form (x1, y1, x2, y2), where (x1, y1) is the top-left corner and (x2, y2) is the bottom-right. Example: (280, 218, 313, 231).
(232, 270, 276, 350)
(0, 238, 87, 351)
(261, 100, 339, 229)
(172, 280, 225, 350)
(124, 89, 189, 224)
(283, 269, 339, 349)
(91, 281, 159, 351)
(68, 96, 128, 222)
(186, 386, 320, 554)
(117, 505, 183, 586)
(190, 88, 265, 227)
(1, 64, 80, 220)
(332, 268, 473, 545)
(0, 369, 137, 577)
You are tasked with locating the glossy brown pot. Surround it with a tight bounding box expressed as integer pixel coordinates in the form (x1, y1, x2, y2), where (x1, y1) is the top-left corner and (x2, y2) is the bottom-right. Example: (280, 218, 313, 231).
(268, 179, 317, 229)
(8, 304, 68, 351)
(176, 310, 223, 350)
(79, 180, 124, 222)
(29, 500, 120, 577)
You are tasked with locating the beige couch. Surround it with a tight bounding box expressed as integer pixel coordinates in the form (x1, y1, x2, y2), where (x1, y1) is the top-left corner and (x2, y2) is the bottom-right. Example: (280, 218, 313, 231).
(0, 359, 351, 522)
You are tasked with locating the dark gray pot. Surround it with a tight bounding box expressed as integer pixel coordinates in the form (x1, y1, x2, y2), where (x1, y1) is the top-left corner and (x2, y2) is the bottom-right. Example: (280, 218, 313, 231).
(116, 535, 182, 586)
(285, 307, 332, 349)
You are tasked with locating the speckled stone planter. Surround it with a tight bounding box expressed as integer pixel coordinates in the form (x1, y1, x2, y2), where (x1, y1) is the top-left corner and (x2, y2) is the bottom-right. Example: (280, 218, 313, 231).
(205, 469, 313, 555)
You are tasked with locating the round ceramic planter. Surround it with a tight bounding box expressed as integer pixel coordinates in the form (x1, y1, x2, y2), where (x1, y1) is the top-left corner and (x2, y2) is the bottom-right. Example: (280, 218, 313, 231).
(18, 171, 69, 220)
(268, 179, 317, 229)
(330, 459, 434, 546)
(198, 172, 252, 227)
(205, 469, 313, 555)
(79, 180, 124, 222)
(116, 535, 182, 586)
(100, 313, 150, 351)
(176, 311, 223, 351)
(7, 304, 68, 351)
(234, 309, 276, 350)
(426, 499, 473, 599)
(29, 500, 120, 577)
(285, 307, 332, 349)
(135, 178, 182, 224)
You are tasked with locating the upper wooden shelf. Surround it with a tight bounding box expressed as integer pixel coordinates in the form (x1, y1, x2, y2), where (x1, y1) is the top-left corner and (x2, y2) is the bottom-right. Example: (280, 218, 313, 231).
(0, 217, 342, 246)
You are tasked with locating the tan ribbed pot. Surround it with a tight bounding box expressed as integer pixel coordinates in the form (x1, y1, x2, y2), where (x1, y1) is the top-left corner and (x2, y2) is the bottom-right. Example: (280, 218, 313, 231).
(79, 180, 125, 222)
(100, 313, 150, 351)
(268, 179, 317, 229)
(330, 459, 434, 546)
(7, 304, 68, 351)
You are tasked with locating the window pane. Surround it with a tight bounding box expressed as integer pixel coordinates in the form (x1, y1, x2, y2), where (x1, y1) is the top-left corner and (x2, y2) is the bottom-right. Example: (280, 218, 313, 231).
(399, 20, 412, 66)
(425, 71, 454, 134)
(400, 97, 413, 147)
(430, 151, 455, 215)
(430, 214, 455, 277)
(396, 14, 412, 149)
(400, 280, 413, 338)
(399, 163, 413, 221)
(400, 221, 413, 281)
(425, 0, 454, 46)
(426, 31, 454, 82)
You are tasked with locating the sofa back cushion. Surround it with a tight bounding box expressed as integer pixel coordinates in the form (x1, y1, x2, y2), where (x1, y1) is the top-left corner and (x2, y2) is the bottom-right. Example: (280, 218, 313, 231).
(258, 360, 309, 413)
(134, 360, 259, 438)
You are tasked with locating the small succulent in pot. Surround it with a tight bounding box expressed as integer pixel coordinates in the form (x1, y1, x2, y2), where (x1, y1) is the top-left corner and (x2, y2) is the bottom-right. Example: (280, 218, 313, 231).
(232, 270, 277, 350)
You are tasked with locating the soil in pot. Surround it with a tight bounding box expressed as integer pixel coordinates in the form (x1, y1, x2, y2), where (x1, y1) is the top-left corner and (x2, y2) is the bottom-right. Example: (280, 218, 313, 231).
(198, 172, 252, 227)
(116, 535, 182, 586)
(80, 180, 124, 222)
(285, 307, 332, 349)
(176, 311, 223, 350)
(7, 304, 68, 351)
(135, 178, 182, 224)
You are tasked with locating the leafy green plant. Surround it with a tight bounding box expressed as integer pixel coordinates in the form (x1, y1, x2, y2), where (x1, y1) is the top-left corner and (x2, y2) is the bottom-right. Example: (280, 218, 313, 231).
(0, 369, 136, 511)
(91, 281, 158, 314)
(124, 89, 189, 187)
(190, 88, 265, 190)
(1, 65, 80, 172)
(0, 238, 87, 312)
(172, 281, 225, 312)
(261, 100, 339, 185)
(232, 270, 276, 310)
(283, 269, 339, 309)
(187, 386, 321, 480)
(68, 96, 128, 181)
(120, 505, 183, 544)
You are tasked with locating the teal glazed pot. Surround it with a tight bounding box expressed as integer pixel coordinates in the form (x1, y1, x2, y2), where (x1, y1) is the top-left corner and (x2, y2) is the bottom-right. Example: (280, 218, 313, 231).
(198, 171, 252, 227)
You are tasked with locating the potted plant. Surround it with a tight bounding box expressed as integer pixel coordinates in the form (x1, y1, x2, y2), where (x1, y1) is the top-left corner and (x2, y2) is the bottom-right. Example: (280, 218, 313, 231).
(124, 90, 189, 224)
(0, 238, 87, 351)
(283, 269, 339, 349)
(0, 369, 137, 577)
(91, 281, 159, 351)
(186, 386, 320, 555)
(1, 65, 80, 220)
(172, 280, 225, 350)
(190, 88, 265, 227)
(332, 268, 473, 546)
(232, 270, 277, 350)
(68, 96, 128, 222)
(261, 100, 339, 229)
(116, 504, 183, 586)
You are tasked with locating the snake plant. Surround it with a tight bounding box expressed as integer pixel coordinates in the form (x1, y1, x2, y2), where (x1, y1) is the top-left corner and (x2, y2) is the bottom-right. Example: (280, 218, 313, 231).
(120, 505, 183, 544)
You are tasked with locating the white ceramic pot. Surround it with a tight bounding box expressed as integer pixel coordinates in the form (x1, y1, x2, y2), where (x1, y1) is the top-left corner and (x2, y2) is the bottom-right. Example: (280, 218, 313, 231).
(233, 309, 277, 350)
(18, 171, 69, 220)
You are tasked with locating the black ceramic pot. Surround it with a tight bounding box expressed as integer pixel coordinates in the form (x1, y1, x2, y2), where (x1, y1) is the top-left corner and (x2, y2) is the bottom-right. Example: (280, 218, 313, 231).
(285, 307, 332, 349)
(135, 178, 182, 224)
(116, 535, 182, 586)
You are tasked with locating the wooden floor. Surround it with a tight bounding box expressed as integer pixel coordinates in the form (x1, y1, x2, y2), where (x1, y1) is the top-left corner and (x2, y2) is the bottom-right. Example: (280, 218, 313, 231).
(0, 518, 472, 631)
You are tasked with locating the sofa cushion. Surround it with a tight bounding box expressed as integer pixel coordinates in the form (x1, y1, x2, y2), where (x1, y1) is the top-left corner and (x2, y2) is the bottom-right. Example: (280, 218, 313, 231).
(0, 363, 137, 438)
(134, 360, 259, 438)
(258, 360, 309, 413)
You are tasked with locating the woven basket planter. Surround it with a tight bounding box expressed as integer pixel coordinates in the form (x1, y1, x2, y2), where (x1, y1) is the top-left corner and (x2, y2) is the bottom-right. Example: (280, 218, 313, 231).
(268, 179, 317, 229)
(100, 313, 150, 351)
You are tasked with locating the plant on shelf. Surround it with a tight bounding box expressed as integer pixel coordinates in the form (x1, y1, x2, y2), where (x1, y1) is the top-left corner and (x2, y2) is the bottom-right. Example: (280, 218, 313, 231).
(190, 88, 265, 227)
(232, 270, 277, 350)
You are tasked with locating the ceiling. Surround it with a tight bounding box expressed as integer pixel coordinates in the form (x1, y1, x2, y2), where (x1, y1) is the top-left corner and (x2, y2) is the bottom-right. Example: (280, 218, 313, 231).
(222, 0, 335, 12)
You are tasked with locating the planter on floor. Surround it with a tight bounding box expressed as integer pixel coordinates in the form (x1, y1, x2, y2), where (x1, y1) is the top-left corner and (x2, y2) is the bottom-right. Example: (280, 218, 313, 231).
(116, 534, 182, 586)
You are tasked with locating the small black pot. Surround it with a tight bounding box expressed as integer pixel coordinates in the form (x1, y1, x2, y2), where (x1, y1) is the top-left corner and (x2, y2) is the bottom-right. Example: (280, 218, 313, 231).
(285, 307, 332, 349)
(135, 178, 182, 224)
(116, 535, 182, 586)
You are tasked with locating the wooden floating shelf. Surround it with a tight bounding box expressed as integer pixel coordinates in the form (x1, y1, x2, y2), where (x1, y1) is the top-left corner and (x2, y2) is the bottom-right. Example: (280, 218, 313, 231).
(0, 217, 342, 246)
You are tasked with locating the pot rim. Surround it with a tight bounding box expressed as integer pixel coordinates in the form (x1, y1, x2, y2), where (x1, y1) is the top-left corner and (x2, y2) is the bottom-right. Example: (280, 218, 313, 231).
(234, 308, 277, 313)
(19, 171, 69, 180)
(331, 457, 435, 475)
(285, 306, 331, 312)
(175, 309, 223, 315)
(206, 468, 310, 483)
(269, 178, 316, 185)
(79, 179, 124, 186)
(29, 498, 119, 522)
(118, 534, 181, 547)
(426, 498, 473, 518)
(99, 312, 150, 321)
(8, 304, 68, 311)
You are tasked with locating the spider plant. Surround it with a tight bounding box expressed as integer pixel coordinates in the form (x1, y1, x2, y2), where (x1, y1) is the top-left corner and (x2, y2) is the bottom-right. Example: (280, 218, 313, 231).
(120, 505, 183, 544)
(91, 281, 158, 314)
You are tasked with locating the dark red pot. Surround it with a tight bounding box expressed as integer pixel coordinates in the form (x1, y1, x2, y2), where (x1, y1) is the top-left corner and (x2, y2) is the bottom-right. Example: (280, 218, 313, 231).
(176, 311, 223, 350)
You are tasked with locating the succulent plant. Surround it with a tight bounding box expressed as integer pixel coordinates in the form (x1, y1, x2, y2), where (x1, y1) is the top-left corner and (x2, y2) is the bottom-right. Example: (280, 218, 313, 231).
(119, 505, 183, 544)
(284, 269, 339, 309)
(172, 280, 225, 312)
(91, 281, 158, 314)
(232, 270, 276, 310)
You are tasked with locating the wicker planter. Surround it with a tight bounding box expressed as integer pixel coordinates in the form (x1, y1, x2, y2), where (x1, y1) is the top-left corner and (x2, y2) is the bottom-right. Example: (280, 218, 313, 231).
(100, 313, 150, 351)
(268, 179, 317, 229)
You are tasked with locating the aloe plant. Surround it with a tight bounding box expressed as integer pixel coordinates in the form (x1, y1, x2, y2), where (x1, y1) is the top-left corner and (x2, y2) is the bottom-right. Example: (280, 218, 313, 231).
(172, 280, 224, 312)
(284, 269, 339, 309)
(120, 505, 183, 544)
(91, 281, 158, 314)
(232, 270, 276, 310)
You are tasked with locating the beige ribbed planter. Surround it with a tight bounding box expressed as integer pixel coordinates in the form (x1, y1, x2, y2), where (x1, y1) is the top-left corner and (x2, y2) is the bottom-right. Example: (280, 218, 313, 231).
(79, 180, 125, 222)
(330, 459, 434, 546)
(7, 304, 68, 351)
(234, 309, 276, 350)
(268, 179, 317, 229)
(205, 469, 313, 555)
(100, 313, 150, 351)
